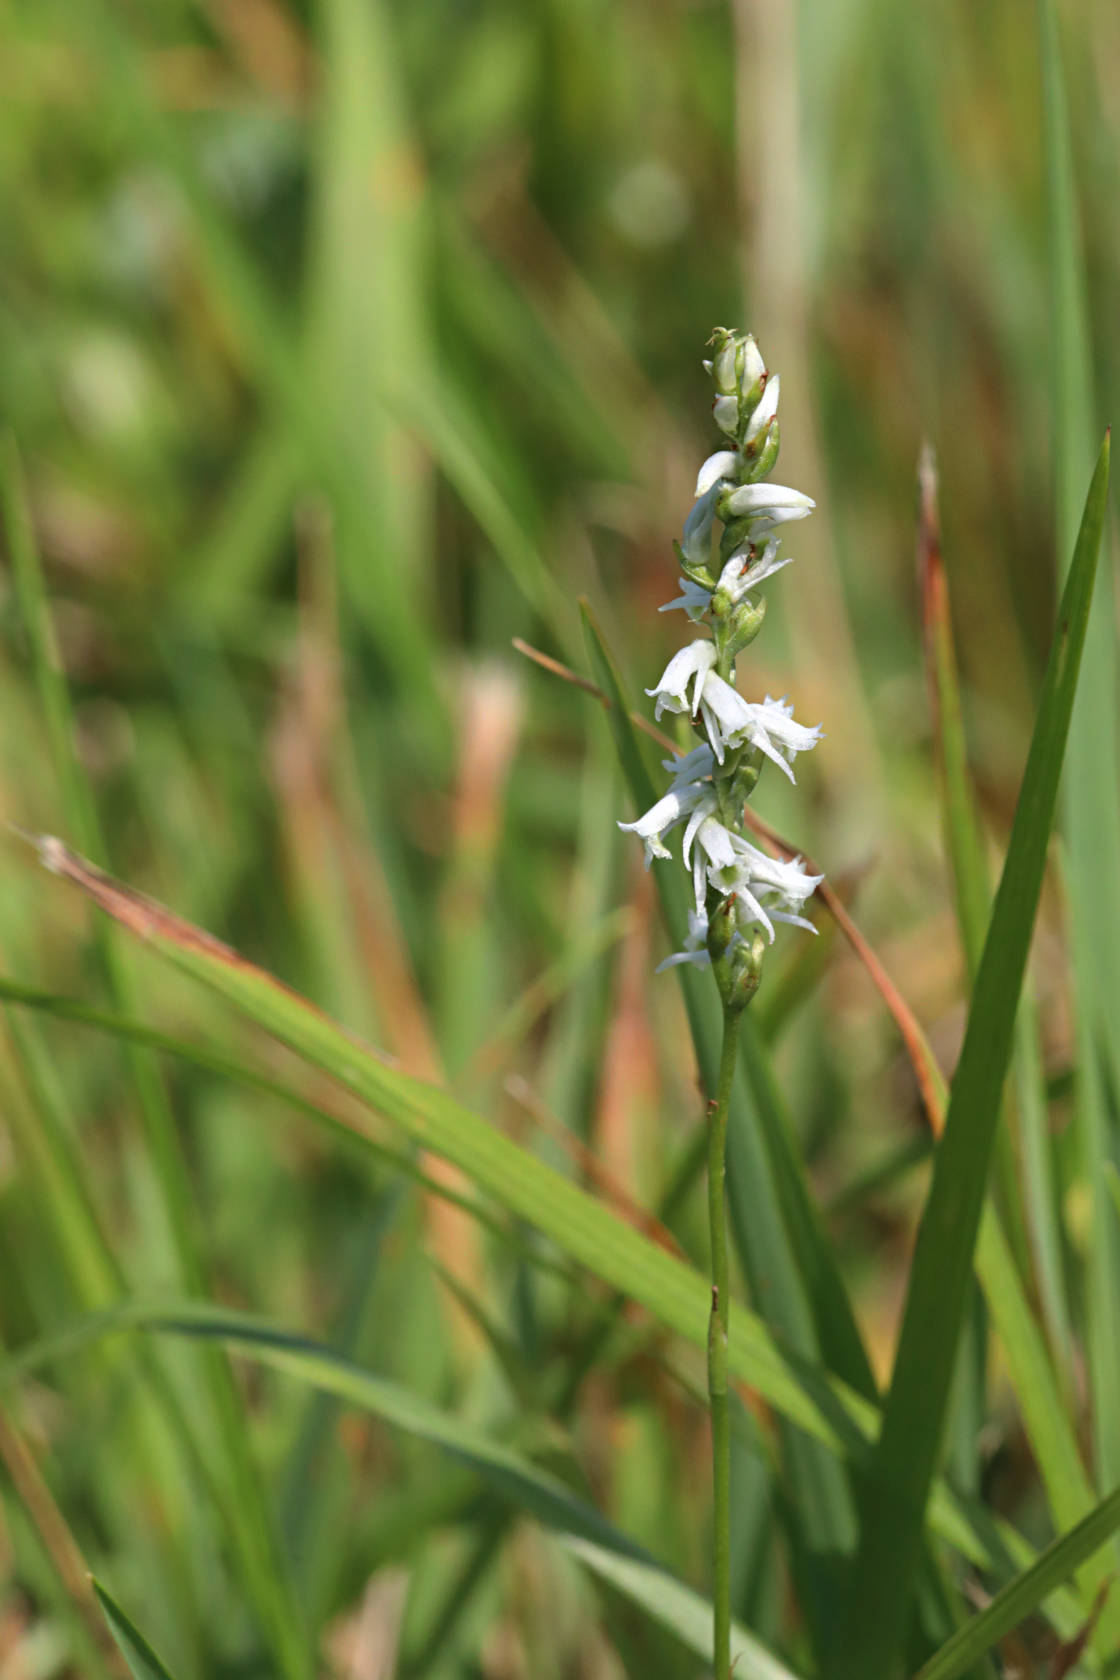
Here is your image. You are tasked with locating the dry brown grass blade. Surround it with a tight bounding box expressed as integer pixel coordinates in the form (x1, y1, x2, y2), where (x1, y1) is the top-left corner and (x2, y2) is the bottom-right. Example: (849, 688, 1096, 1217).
(514, 637, 946, 1133)
(0, 1406, 128, 1679)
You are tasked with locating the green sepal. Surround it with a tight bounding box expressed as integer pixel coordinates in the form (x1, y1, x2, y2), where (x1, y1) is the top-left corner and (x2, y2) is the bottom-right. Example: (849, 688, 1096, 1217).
(744, 421, 780, 481)
(673, 540, 716, 589)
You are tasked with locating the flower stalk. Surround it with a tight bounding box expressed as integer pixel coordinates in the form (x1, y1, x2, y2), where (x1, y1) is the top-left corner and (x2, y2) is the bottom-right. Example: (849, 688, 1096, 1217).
(618, 329, 824, 1679)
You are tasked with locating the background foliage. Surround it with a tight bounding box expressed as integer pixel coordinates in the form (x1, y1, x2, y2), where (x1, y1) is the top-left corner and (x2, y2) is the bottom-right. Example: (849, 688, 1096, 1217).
(0, 0, 1119, 1676)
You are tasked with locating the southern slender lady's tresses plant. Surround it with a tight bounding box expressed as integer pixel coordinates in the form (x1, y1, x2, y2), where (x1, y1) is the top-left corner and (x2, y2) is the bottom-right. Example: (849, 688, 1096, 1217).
(618, 329, 822, 1680)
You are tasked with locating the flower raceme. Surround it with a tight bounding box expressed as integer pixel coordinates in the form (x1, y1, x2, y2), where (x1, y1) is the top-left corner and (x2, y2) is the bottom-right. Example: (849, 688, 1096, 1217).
(618, 329, 824, 1010)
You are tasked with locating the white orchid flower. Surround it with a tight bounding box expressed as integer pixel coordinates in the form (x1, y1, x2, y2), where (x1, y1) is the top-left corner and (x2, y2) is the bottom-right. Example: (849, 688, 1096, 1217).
(744, 374, 780, 444)
(695, 450, 740, 497)
(713, 394, 739, 436)
(715, 541, 794, 604)
(617, 782, 711, 866)
(655, 910, 714, 973)
(729, 836, 824, 908)
(659, 577, 713, 621)
(695, 672, 754, 763)
(679, 485, 720, 566)
(646, 640, 717, 719)
(665, 743, 717, 787)
(618, 328, 824, 974)
(722, 483, 815, 520)
(698, 681, 821, 780)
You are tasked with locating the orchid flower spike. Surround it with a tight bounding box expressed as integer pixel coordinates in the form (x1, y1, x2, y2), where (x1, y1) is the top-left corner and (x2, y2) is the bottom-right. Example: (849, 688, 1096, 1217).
(617, 329, 824, 1010)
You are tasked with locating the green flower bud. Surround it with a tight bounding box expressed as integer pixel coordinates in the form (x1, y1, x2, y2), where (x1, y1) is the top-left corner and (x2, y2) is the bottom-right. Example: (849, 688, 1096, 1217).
(723, 596, 767, 662)
(743, 419, 781, 482)
(727, 928, 767, 1013)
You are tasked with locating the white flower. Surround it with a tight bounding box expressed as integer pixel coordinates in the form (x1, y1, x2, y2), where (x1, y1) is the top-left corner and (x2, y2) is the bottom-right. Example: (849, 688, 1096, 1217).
(695, 672, 754, 764)
(722, 483, 814, 520)
(665, 743, 716, 787)
(744, 374, 780, 445)
(729, 836, 823, 908)
(617, 782, 710, 866)
(645, 640, 717, 719)
(659, 577, 712, 621)
(741, 335, 765, 390)
(679, 485, 720, 566)
(655, 910, 712, 973)
(715, 541, 793, 604)
(688, 816, 740, 913)
(723, 837, 823, 941)
(710, 335, 738, 392)
(713, 394, 738, 437)
(698, 680, 822, 781)
(695, 450, 740, 497)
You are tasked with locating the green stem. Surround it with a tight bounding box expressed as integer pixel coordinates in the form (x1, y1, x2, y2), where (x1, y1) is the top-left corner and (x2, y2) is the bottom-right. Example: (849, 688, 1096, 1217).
(708, 1004, 742, 1679)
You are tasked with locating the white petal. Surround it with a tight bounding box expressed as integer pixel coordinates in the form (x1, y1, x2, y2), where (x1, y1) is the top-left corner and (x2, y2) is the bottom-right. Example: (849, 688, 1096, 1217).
(617, 790, 685, 839)
(693, 844, 708, 915)
(723, 482, 815, 517)
(658, 578, 712, 620)
(744, 374, 780, 444)
(695, 450, 740, 497)
(713, 394, 738, 436)
(741, 335, 766, 389)
(679, 486, 720, 564)
(752, 729, 798, 783)
(770, 910, 818, 934)
(656, 948, 712, 973)
(681, 804, 707, 868)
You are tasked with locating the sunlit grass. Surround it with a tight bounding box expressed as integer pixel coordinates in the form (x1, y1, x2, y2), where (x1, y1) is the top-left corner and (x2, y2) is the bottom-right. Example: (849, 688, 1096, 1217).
(1, 1, 1119, 1676)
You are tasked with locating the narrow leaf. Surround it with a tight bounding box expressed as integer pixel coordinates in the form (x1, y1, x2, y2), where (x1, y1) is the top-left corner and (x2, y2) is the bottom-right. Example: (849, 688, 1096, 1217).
(94, 1582, 179, 1680)
(914, 1485, 1120, 1680)
(33, 1308, 804, 1680)
(834, 433, 1110, 1680)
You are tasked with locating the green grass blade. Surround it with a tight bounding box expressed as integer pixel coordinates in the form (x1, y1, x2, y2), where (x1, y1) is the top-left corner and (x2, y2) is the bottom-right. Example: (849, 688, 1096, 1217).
(27, 1306, 806, 1680)
(19, 840, 1094, 1627)
(834, 433, 1110, 1680)
(913, 1484, 1120, 1680)
(920, 446, 1075, 1490)
(562, 1539, 800, 1680)
(93, 1582, 179, 1680)
(2, 444, 306, 1678)
(1039, 0, 1120, 1502)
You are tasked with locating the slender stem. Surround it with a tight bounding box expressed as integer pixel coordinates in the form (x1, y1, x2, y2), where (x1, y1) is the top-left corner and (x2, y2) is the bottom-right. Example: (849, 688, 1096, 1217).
(708, 1004, 742, 1680)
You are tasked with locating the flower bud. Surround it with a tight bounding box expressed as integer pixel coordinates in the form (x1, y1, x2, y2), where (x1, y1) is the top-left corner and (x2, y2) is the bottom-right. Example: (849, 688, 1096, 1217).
(708, 330, 739, 394)
(723, 596, 767, 662)
(744, 420, 781, 482)
(727, 928, 767, 1013)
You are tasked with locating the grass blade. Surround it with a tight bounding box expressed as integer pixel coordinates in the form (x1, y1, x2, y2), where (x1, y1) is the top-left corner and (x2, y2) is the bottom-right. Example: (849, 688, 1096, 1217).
(1, 441, 306, 1678)
(17, 841, 1093, 1626)
(26, 1306, 805, 1680)
(1039, 0, 1120, 1502)
(93, 1582, 178, 1680)
(914, 1485, 1120, 1680)
(834, 433, 1110, 1680)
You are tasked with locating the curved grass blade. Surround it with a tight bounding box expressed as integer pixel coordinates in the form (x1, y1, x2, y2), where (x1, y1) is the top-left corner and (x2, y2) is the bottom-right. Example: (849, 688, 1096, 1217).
(834, 433, 1110, 1680)
(913, 1485, 1120, 1680)
(18, 1306, 803, 1680)
(562, 1539, 799, 1680)
(17, 839, 1090, 1629)
(1040, 0, 1120, 1508)
(93, 1582, 178, 1680)
(919, 446, 1086, 1530)
(1, 440, 306, 1680)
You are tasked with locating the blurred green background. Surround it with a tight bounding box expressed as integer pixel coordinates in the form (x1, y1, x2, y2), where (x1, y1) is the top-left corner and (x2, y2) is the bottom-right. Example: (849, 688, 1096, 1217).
(0, 0, 1117, 1675)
